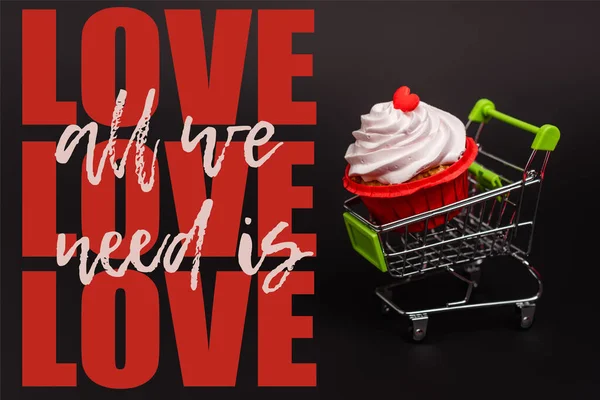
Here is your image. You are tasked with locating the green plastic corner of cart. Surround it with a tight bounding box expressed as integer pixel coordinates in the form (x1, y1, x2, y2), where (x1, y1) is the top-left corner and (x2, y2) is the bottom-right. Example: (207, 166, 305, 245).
(343, 212, 387, 273)
(468, 162, 502, 190)
(468, 99, 495, 123)
(468, 162, 503, 201)
(531, 124, 560, 151)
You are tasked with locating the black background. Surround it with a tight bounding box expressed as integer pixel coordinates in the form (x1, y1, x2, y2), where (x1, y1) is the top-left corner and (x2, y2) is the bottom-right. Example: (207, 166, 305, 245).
(2, 1, 599, 399)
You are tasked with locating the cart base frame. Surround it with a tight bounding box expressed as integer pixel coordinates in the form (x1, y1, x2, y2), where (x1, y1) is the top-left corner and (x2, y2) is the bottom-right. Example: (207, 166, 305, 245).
(376, 252, 542, 341)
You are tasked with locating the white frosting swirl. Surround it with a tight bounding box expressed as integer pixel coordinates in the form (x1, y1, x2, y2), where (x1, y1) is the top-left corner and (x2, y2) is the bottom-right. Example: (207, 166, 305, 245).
(344, 100, 466, 184)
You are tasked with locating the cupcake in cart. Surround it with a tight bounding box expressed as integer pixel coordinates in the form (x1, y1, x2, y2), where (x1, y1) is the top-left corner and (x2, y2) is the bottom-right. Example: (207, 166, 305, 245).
(342, 86, 560, 341)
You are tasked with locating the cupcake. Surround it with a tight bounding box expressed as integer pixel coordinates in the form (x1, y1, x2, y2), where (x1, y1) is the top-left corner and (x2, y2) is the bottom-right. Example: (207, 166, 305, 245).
(343, 86, 478, 232)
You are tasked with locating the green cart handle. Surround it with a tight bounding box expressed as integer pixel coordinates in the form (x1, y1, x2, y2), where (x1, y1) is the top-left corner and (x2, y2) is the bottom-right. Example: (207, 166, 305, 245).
(468, 99, 560, 152)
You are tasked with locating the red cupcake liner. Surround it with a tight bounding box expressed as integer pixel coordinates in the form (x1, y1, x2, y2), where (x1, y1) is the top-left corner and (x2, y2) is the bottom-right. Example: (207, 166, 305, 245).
(343, 137, 478, 233)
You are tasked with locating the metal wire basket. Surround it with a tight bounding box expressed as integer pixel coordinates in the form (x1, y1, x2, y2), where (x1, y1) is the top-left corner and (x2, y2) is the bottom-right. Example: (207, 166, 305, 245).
(342, 99, 560, 341)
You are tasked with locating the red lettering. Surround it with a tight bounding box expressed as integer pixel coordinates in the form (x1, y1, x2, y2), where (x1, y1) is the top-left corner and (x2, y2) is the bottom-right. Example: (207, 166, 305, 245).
(81, 140, 159, 258)
(258, 142, 316, 256)
(165, 10, 251, 124)
(258, 271, 315, 386)
(22, 272, 77, 386)
(22, 10, 76, 125)
(23, 142, 76, 256)
(165, 271, 251, 386)
(81, 7, 159, 127)
(165, 141, 248, 256)
(258, 10, 315, 124)
(81, 271, 159, 389)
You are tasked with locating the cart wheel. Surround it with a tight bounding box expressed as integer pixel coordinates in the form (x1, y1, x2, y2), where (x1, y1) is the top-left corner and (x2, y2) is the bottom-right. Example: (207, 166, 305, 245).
(409, 314, 428, 342)
(516, 302, 535, 329)
(380, 289, 393, 315)
(465, 262, 482, 288)
(381, 302, 391, 315)
(408, 326, 427, 342)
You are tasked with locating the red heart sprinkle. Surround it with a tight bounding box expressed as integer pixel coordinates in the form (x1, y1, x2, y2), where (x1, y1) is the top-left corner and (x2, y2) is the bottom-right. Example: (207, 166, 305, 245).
(393, 86, 420, 112)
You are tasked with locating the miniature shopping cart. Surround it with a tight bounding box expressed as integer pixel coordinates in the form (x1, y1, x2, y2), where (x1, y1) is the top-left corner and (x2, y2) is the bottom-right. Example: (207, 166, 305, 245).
(343, 99, 560, 341)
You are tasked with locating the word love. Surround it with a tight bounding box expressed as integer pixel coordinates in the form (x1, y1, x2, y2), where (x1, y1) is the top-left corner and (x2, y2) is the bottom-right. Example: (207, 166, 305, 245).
(55, 88, 283, 192)
(23, 8, 316, 127)
(23, 271, 316, 388)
